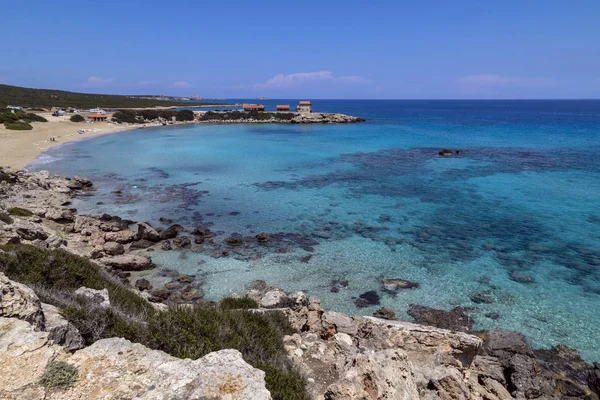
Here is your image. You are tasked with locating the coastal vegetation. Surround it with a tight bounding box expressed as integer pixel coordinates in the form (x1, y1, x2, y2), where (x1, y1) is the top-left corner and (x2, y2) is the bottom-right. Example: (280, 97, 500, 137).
(0, 244, 308, 399)
(112, 109, 196, 124)
(0, 107, 47, 130)
(69, 114, 85, 122)
(0, 84, 229, 109)
(39, 361, 79, 389)
(200, 110, 295, 121)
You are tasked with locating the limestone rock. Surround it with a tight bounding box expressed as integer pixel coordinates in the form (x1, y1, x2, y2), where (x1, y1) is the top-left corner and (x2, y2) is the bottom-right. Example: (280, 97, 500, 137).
(13, 220, 48, 241)
(74, 287, 110, 308)
(66, 338, 271, 399)
(260, 289, 286, 308)
(322, 311, 357, 336)
(0, 317, 63, 399)
(104, 229, 137, 244)
(102, 254, 154, 271)
(42, 303, 84, 352)
(134, 278, 153, 291)
(324, 349, 419, 399)
(0, 272, 45, 330)
(103, 241, 125, 256)
(136, 222, 160, 242)
(46, 234, 66, 248)
(45, 208, 76, 222)
(407, 304, 474, 332)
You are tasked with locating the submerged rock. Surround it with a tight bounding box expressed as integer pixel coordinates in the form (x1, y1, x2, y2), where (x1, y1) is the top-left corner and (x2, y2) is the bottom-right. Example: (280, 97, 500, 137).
(159, 224, 183, 240)
(381, 278, 419, 293)
(224, 236, 244, 246)
(407, 304, 474, 332)
(256, 232, 270, 243)
(509, 272, 536, 284)
(373, 307, 397, 320)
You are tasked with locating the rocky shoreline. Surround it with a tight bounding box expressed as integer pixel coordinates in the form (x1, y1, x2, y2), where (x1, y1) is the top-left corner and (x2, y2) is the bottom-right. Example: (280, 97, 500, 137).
(1, 167, 599, 399)
(195, 111, 366, 124)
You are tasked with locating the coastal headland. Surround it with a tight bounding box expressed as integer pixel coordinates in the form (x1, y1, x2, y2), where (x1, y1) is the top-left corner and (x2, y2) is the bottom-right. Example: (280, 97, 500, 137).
(1, 167, 599, 399)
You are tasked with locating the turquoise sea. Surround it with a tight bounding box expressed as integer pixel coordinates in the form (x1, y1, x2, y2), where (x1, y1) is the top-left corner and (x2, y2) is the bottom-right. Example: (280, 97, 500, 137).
(29, 100, 600, 361)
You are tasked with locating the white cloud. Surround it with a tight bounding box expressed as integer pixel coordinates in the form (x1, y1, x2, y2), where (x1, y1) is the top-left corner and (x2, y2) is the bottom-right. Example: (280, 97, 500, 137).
(456, 74, 554, 87)
(173, 81, 194, 88)
(77, 76, 115, 87)
(255, 71, 368, 89)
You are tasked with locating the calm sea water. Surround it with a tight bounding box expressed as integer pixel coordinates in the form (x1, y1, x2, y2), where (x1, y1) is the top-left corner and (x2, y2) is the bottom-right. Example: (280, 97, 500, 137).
(29, 100, 600, 361)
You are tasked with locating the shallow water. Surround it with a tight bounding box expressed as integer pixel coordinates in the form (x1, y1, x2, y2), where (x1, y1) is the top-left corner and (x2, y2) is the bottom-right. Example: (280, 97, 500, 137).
(29, 100, 600, 361)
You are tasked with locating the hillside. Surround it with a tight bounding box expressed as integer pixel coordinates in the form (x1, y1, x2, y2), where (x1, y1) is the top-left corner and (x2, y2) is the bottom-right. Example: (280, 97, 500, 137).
(0, 84, 228, 109)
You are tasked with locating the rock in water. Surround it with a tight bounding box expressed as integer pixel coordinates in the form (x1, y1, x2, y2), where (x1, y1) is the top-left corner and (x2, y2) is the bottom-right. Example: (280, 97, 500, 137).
(407, 304, 474, 332)
(381, 278, 419, 293)
(136, 222, 160, 242)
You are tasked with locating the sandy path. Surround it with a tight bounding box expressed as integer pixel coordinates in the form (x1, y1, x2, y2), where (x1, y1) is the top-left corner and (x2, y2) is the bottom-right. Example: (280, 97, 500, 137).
(0, 112, 140, 169)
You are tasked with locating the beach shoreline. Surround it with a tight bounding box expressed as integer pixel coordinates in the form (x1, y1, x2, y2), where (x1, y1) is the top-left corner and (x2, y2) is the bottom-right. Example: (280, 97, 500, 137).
(0, 112, 194, 170)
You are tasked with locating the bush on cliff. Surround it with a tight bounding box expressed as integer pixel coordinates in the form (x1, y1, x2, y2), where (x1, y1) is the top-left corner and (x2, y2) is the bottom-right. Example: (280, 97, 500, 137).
(0, 244, 308, 399)
(70, 114, 85, 122)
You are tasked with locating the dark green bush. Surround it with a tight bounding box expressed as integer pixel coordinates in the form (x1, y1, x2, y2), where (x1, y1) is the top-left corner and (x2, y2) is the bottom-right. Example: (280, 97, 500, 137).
(112, 110, 139, 124)
(22, 113, 47, 123)
(70, 114, 85, 122)
(220, 297, 259, 310)
(4, 121, 33, 130)
(175, 109, 195, 121)
(39, 361, 78, 388)
(8, 207, 34, 216)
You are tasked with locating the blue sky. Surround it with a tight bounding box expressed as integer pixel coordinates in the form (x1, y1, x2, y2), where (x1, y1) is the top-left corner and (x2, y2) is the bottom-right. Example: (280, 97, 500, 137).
(1, 0, 599, 99)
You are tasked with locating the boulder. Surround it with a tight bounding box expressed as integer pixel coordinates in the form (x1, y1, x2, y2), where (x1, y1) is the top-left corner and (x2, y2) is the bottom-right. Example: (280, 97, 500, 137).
(134, 278, 153, 291)
(67, 339, 271, 399)
(45, 208, 75, 222)
(322, 311, 358, 336)
(45, 234, 66, 249)
(128, 239, 154, 250)
(103, 242, 125, 256)
(74, 287, 110, 308)
(43, 305, 84, 353)
(102, 254, 154, 271)
(260, 289, 287, 308)
(0, 273, 45, 330)
(136, 222, 160, 242)
(13, 221, 48, 241)
(159, 224, 183, 240)
(324, 349, 419, 399)
(104, 229, 137, 244)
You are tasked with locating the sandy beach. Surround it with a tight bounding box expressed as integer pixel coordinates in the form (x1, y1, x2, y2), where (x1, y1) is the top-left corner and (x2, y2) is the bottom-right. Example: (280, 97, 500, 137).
(0, 112, 141, 170)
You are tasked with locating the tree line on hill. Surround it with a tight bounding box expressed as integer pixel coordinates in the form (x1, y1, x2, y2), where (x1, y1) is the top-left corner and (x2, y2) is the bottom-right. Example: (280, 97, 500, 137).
(0, 84, 228, 109)
(111, 109, 196, 123)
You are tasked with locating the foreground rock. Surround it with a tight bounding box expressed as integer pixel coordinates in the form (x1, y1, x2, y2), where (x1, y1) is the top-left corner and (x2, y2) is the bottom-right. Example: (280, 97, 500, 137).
(248, 285, 600, 400)
(0, 272, 45, 330)
(0, 317, 271, 400)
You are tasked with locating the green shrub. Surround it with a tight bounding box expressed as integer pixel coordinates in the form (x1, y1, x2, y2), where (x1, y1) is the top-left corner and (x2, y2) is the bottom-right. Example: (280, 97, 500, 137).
(39, 361, 78, 389)
(22, 113, 47, 123)
(8, 207, 34, 216)
(70, 114, 85, 122)
(112, 110, 139, 124)
(175, 109, 195, 121)
(220, 297, 259, 310)
(4, 121, 33, 130)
